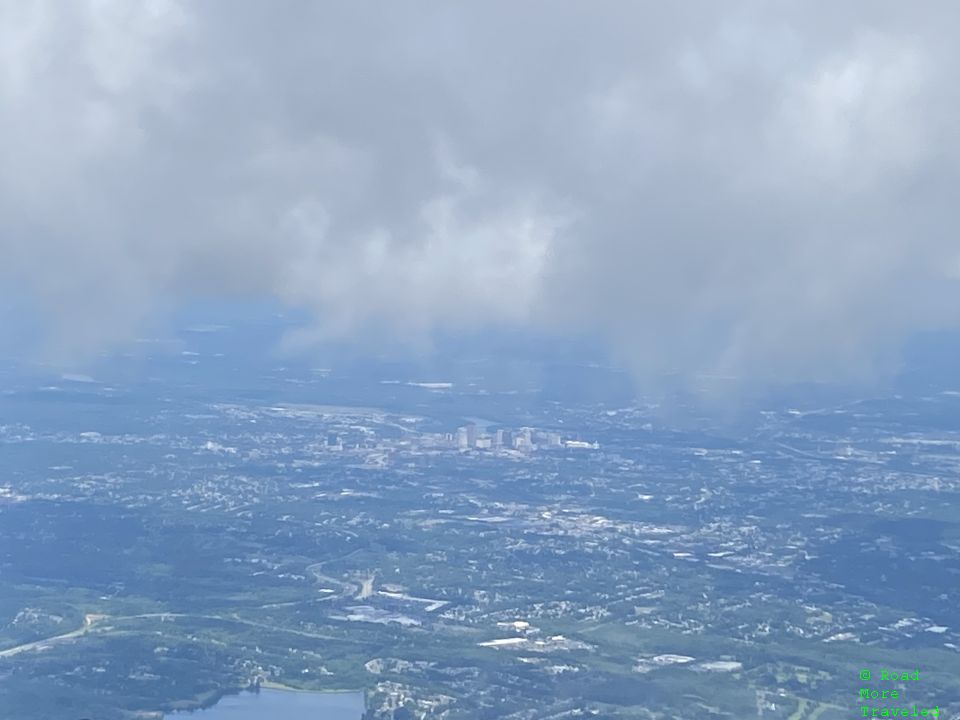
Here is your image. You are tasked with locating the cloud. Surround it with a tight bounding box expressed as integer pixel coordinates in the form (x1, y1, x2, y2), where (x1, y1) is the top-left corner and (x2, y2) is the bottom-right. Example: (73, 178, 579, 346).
(1, 1, 958, 384)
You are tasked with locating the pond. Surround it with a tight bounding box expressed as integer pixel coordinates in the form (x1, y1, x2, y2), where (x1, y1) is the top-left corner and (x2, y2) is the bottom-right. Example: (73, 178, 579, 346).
(169, 687, 365, 719)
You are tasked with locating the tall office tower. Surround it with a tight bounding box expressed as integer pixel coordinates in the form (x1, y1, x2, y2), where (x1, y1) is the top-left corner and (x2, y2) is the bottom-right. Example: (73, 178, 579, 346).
(465, 423, 478, 448)
(500, 430, 513, 449)
(456, 427, 469, 450)
(517, 427, 532, 450)
(495, 429, 504, 447)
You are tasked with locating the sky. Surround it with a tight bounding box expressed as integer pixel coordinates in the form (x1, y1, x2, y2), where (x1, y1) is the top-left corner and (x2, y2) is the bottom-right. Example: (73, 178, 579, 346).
(1, 1, 958, 386)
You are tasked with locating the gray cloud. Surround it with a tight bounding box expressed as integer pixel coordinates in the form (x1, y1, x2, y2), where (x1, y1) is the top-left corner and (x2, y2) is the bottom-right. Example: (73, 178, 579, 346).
(1, 1, 958, 383)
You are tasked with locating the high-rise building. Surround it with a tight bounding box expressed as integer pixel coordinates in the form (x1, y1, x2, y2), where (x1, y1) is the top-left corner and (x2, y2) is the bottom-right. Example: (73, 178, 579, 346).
(465, 423, 478, 448)
(500, 430, 513, 449)
(515, 427, 532, 450)
(456, 427, 469, 450)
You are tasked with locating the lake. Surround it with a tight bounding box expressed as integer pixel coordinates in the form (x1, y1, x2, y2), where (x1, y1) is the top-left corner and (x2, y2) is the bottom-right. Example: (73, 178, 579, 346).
(169, 688, 365, 719)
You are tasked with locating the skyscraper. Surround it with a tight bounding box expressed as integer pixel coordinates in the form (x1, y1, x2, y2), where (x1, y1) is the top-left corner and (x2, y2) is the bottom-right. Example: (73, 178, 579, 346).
(516, 427, 532, 450)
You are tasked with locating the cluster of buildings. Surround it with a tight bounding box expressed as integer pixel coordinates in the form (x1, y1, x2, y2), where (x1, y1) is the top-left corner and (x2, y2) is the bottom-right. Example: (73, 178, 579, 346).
(449, 423, 597, 452)
(318, 420, 599, 456)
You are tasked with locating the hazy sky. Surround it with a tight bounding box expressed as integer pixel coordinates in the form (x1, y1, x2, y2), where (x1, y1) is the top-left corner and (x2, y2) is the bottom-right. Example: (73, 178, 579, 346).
(1, 1, 958, 384)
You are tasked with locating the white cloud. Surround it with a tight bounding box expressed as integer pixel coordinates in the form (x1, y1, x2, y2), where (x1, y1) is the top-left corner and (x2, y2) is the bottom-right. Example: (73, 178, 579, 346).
(1, 1, 958, 385)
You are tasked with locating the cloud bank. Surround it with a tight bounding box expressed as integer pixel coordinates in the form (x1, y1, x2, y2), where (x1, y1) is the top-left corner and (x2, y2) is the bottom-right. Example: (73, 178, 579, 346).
(1, 1, 959, 383)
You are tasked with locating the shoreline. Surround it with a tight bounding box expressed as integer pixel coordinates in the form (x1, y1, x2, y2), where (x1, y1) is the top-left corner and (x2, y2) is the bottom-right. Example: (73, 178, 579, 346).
(259, 680, 364, 695)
